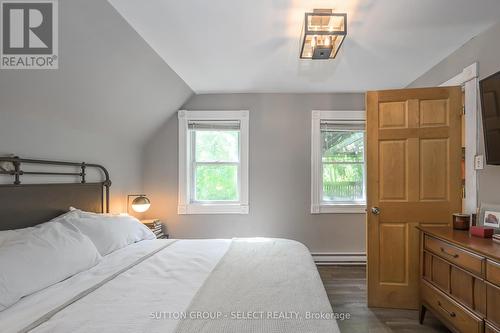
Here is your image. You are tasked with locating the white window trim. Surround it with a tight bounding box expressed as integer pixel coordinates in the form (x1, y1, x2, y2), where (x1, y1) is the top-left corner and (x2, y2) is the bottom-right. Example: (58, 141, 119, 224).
(311, 110, 366, 214)
(178, 110, 249, 215)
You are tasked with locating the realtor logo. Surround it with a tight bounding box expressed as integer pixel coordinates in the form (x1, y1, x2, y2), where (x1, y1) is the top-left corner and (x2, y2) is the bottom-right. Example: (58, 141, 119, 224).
(1, 0, 58, 69)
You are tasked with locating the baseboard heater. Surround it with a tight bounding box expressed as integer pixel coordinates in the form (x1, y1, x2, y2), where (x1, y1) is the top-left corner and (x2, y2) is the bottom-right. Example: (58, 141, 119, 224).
(312, 252, 366, 265)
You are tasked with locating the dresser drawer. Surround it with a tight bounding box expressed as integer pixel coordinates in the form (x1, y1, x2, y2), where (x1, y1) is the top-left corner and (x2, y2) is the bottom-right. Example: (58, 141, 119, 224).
(487, 260, 500, 287)
(430, 254, 450, 291)
(421, 281, 483, 333)
(486, 322, 500, 333)
(487, 282, 500, 329)
(425, 235, 484, 276)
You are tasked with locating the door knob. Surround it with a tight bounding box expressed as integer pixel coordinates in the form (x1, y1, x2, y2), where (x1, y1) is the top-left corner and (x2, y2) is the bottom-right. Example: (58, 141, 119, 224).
(371, 207, 381, 215)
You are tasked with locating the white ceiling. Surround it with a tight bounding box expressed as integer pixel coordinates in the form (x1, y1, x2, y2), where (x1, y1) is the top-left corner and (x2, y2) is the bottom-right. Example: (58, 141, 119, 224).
(109, 0, 500, 93)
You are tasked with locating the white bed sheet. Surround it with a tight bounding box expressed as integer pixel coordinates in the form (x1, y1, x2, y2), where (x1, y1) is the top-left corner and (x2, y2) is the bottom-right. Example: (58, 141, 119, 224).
(0, 239, 231, 333)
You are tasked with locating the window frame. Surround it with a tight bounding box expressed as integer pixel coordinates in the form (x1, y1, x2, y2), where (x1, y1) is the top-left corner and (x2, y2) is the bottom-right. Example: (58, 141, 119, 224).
(311, 110, 366, 214)
(190, 127, 241, 204)
(178, 110, 249, 215)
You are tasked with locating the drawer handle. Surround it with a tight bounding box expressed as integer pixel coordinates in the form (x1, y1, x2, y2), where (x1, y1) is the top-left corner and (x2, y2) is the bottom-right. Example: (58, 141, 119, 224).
(440, 247, 459, 259)
(437, 301, 456, 318)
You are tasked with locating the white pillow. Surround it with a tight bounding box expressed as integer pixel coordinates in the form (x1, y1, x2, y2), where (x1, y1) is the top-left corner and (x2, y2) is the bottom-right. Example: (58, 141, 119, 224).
(50, 209, 81, 222)
(0, 222, 102, 311)
(0, 228, 31, 247)
(0, 210, 83, 245)
(60, 211, 156, 256)
(0, 210, 81, 247)
(0, 212, 73, 247)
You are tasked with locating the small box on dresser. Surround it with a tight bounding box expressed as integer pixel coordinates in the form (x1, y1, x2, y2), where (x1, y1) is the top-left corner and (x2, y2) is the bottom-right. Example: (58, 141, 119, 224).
(418, 226, 500, 333)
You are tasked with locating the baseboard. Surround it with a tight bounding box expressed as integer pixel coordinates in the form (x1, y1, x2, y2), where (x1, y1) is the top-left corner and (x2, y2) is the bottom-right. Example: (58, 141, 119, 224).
(312, 252, 366, 265)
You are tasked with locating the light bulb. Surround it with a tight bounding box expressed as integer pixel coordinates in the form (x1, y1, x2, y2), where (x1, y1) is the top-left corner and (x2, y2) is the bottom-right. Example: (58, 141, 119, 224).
(131, 196, 151, 213)
(132, 203, 151, 213)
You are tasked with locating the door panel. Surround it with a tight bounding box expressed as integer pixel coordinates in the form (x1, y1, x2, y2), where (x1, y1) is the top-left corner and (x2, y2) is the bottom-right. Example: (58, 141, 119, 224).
(420, 139, 449, 200)
(379, 102, 408, 128)
(379, 140, 407, 200)
(367, 87, 462, 309)
(379, 223, 407, 284)
(420, 99, 449, 127)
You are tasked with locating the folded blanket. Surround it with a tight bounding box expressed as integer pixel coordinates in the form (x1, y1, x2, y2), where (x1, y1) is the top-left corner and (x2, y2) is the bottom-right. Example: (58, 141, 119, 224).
(175, 238, 340, 333)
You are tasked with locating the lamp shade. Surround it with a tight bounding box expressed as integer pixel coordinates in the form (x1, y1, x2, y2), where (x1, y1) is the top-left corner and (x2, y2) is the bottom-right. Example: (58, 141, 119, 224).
(131, 196, 151, 213)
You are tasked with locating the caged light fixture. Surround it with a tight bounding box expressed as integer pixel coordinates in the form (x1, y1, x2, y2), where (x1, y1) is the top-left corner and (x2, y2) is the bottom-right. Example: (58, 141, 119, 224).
(300, 9, 347, 60)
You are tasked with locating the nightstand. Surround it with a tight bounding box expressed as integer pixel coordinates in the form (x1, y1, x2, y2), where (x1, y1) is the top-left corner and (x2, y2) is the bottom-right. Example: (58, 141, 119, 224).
(140, 219, 169, 239)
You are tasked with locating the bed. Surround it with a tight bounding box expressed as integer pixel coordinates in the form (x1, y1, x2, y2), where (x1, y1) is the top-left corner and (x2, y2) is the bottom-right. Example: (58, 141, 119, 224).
(0, 157, 340, 333)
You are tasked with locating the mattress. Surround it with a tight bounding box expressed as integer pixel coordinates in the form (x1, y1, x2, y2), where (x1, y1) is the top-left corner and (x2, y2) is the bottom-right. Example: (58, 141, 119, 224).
(0, 238, 340, 333)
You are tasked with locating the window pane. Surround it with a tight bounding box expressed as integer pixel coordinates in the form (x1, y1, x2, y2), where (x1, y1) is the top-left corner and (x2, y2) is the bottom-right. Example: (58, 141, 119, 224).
(195, 164, 238, 201)
(195, 130, 239, 162)
(322, 163, 364, 202)
(322, 130, 364, 163)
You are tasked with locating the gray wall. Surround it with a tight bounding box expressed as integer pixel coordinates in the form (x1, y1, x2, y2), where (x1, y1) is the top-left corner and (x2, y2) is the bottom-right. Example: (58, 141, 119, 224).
(143, 93, 367, 253)
(0, 0, 193, 213)
(408, 21, 500, 205)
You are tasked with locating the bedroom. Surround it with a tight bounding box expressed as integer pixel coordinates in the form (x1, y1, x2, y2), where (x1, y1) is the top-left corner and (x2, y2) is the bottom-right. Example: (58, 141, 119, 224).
(1, 0, 500, 332)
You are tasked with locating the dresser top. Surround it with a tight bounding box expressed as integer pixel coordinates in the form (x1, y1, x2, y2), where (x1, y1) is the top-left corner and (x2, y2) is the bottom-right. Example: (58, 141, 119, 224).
(418, 226, 500, 262)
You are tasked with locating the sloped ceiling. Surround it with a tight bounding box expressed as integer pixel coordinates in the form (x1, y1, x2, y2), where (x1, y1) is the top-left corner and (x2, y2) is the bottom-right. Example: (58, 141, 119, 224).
(0, 0, 193, 144)
(109, 0, 500, 93)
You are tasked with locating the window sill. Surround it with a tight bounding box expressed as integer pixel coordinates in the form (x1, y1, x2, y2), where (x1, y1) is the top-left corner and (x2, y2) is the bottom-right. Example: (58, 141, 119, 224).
(178, 204, 249, 215)
(311, 204, 366, 214)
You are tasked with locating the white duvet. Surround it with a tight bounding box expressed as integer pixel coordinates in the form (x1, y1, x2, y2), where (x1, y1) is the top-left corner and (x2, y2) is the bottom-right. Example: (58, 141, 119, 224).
(0, 238, 339, 333)
(0, 239, 231, 333)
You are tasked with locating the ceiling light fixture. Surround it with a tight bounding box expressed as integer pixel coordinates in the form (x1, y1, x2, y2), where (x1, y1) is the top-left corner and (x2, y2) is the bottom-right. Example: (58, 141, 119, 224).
(300, 9, 347, 60)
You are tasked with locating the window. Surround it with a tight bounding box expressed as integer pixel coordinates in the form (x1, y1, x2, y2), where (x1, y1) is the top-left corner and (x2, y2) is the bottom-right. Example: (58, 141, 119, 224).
(311, 111, 366, 214)
(191, 121, 240, 202)
(178, 110, 249, 214)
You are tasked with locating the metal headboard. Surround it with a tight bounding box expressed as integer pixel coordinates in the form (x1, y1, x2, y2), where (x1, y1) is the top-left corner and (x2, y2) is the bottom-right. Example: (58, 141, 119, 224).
(0, 156, 111, 230)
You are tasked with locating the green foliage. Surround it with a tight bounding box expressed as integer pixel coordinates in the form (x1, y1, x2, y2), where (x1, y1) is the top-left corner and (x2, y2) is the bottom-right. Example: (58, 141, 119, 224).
(195, 165, 238, 201)
(322, 131, 364, 162)
(321, 130, 364, 201)
(322, 164, 364, 201)
(322, 164, 363, 184)
(195, 130, 239, 162)
(193, 130, 240, 201)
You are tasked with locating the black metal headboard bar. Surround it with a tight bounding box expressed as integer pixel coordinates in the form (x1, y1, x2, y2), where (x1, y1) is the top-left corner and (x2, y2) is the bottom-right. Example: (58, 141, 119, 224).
(0, 156, 111, 213)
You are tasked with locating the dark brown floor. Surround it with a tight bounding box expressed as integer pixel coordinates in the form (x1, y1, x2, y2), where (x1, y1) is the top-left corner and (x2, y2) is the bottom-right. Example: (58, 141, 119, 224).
(318, 265, 451, 333)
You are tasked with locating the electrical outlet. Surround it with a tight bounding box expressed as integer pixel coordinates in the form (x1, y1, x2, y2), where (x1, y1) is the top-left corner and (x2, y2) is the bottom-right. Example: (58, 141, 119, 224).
(474, 155, 484, 170)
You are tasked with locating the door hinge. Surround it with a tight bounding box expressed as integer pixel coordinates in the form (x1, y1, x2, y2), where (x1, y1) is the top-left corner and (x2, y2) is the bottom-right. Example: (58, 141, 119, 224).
(462, 106, 465, 115)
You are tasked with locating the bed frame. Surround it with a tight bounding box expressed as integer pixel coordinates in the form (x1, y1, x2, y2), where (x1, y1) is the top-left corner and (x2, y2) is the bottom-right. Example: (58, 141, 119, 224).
(0, 156, 111, 231)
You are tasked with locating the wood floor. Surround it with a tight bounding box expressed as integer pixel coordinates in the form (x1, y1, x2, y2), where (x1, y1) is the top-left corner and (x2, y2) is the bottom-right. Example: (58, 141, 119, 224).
(318, 265, 451, 333)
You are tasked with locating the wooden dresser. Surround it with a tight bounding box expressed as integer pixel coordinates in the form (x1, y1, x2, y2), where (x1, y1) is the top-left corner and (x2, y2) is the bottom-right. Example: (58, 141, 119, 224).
(418, 226, 500, 333)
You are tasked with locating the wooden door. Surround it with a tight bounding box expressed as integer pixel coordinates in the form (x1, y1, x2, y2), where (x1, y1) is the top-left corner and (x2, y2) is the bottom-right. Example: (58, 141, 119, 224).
(366, 87, 462, 309)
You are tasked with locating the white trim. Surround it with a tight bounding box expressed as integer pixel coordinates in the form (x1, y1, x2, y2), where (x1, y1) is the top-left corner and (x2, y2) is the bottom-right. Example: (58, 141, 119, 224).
(178, 110, 249, 215)
(312, 252, 367, 265)
(440, 62, 479, 214)
(440, 63, 478, 87)
(311, 110, 366, 214)
(179, 203, 249, 215)
(317, 204, 366, 214)
(313, 110, 365, 120)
